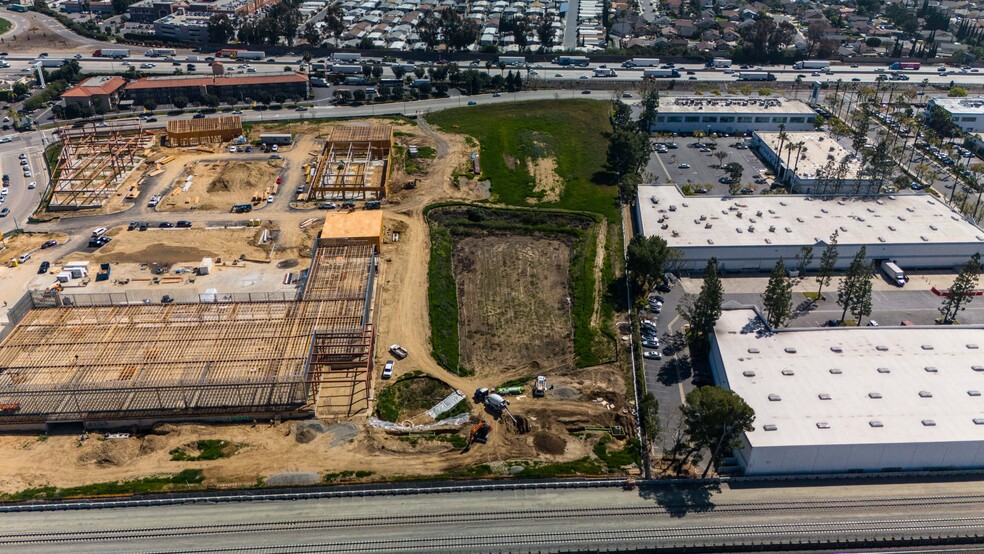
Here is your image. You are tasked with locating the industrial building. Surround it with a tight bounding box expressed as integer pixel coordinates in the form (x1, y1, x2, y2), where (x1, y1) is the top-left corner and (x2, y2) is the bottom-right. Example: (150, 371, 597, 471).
(319, 211, 384, 251)
(310, 125, 393, 201)
(0, 227, 383, 430)
(711, 307, 984, 475)
(124, 73, 310, 105)
(49, 121, 151, 210)
(926, 97, 984, 133)
(751, 131, 879, 195)
(152, 11, 210, 42)
(635, 184, 984, 272)
(165, 115, 243, 146)
(650, 97, 817, 135)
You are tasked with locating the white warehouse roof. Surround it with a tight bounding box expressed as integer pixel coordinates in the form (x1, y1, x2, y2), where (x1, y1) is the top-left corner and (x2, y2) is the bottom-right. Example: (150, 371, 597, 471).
(658, 96, 816, 116)
(637, 185, 984, 248)
(712, 308, 984, 450)
(928, 96, 984, 116)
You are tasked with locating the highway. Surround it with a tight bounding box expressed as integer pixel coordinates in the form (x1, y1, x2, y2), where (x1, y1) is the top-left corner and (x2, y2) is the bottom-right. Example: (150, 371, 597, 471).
(3, 480, 984, 552)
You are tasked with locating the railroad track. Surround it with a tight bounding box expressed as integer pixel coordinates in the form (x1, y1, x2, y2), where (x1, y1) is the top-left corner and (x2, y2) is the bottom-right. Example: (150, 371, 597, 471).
(5, 494, 984, 546)
(127, 517, 984, 553)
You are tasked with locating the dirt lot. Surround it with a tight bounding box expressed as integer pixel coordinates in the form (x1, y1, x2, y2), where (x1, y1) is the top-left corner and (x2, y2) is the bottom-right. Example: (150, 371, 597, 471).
(454, 235, 574, 377)
(80, 227, 272, 265)
(159, 161, 283, 212)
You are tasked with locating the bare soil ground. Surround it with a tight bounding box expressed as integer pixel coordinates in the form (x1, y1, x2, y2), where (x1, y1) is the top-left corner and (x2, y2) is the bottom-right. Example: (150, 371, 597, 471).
(527, 157, 563, 203)
(0, 232, 67, 265)
(81, 227, 272, 264)
(158, 161, 282, 212)
(454, 235, 574, 378)
(2, 13, 88, 52)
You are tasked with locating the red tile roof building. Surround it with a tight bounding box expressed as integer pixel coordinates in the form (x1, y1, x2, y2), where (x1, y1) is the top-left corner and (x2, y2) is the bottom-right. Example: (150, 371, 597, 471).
(61, 76, 127, 112)
(124, 73, 309, 105)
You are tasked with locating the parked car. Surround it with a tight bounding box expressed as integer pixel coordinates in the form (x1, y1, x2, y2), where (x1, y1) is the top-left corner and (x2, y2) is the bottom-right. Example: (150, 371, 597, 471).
(0, 207, 9, 217)
(40, 239, 57, 249)
(318, 202, 337, 209)
(678, 163, 691, 169)
(642, 339, 660, 349)
(643, 351, 662, 360)
(17, 253, 29, 263)
(176, 220, 192, 228)
(382, 360, 394, 379)
(158, 221, 174, 228)
(27, 181, 35, 189)
(38, 261, 50, 273)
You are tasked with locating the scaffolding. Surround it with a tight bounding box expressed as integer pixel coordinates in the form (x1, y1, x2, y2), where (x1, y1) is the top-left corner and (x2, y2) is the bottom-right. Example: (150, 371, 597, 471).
(0, 245, 378, 429)
(166, 116, 243, 147)
(49, 121, 149, 210)
(310, 125, 392, 202)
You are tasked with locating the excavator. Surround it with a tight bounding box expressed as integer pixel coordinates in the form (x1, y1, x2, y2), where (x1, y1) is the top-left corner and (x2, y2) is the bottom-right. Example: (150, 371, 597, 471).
(460, 420, 492, 454)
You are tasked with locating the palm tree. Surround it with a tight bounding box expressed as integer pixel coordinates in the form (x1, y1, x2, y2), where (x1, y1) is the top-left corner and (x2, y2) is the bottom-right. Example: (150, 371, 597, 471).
(784, 141, 798, 184)
(793, 141, 807, 174)
(776, 124, 788, 178)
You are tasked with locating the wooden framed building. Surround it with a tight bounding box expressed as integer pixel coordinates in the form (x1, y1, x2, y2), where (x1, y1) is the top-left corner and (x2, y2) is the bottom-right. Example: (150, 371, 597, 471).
(165, 115, 243, 146)
(310, 125, 393, 201)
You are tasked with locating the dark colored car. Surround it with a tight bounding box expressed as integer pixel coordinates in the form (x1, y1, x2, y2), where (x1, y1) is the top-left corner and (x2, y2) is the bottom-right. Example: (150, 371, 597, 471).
(38, 261, 50, 274)
(193, 113, 205, 119)
(139, 222, 148, 231)
(655, 282, 672, 293)
(40, 239, 57, 249)
(159, 221, 175, 228)
(127, 221, 139, 230)
(341, 201, 356, 209)
(176, 220, 192, 228)
(146, 118, 158, 122)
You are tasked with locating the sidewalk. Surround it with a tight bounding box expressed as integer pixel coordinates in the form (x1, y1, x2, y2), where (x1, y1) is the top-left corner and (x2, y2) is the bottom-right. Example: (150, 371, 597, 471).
(680, 270, 962, 296)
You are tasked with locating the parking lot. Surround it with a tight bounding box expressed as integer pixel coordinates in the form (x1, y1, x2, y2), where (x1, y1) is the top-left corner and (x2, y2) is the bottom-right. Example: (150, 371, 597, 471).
(646, 136, 773, 195)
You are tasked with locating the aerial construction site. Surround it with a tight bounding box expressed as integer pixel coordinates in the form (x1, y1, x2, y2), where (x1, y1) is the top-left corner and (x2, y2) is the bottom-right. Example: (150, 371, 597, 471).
(0, 114, 634, 495)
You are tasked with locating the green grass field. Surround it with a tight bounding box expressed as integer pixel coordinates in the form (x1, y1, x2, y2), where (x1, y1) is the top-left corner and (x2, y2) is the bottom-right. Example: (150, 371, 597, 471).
(427, 100, 618, 222)
(0, 18, 11, 35)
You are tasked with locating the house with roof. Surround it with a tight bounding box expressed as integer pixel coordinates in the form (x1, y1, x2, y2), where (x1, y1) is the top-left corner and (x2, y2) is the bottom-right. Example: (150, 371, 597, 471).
(61, 76, 127, 112)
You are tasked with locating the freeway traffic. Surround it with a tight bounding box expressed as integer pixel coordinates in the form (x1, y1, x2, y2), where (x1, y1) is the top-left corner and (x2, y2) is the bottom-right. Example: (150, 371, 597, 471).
(4, 479, 984, 552)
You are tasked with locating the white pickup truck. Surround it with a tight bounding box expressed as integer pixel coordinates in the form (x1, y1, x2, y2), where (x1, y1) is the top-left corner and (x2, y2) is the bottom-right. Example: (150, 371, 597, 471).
(389, 344, 408, 359)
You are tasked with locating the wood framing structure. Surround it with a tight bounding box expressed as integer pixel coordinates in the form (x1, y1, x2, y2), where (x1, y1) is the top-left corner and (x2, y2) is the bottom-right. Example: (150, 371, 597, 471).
(49, 121, 148, 210)
(165, 116, 243, 147)
(310, 125, 393, 201)
(0, 244, 377, 430)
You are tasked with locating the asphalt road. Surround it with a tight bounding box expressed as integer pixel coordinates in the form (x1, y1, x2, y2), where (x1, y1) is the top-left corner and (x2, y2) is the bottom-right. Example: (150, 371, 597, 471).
(4, 480, 984, 552)
(722, 286, 984, 327)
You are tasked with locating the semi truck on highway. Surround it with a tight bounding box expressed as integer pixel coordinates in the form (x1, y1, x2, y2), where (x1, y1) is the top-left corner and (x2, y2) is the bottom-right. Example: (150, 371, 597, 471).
(643, 68, 680, 78)
(94, 49, 130, 58)
(144, 48, 176, 57)
(793, 60, 831, 70)
(332, 64, 363, 74)
(889, 61, 921, 70)
(621, 57, 659, 68)
(737, 71, 776, 81)
(237, 51, 265, 60)
(332, 53, 362, 62)
(34, 58, 67, 67)
(554, 55, 590, 67)
(497, 56, 526, 66)
(707, 58, 732, 68)
(593, 68, 617, 77)
(880, 260, 906, 286)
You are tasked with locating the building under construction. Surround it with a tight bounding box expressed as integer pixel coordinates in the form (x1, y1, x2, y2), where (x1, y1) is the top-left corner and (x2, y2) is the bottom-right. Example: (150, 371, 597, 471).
(0, 219, 383, 431)
(309, 125, 393, 201)
(48, 121, 151, 210)
(165, 116, 243, 147)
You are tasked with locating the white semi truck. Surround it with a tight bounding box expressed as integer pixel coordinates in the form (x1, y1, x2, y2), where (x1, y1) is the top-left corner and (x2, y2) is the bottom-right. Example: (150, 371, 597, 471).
(793, 60, 831, 70)
(643, 68, 680, 78)
(554, 55, 590, 67)
(621, 57, 659, 68)
(707, 58, 732, 68)
(880, 260, 906, 287)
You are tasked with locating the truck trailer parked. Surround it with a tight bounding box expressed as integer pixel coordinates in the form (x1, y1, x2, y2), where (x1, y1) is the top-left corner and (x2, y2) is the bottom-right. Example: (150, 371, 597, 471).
(880, 260, 906, 286)
(331, 64, 363, 75)
(622, 58, 659, 68)
(553, 55, 590, 67)
(332, 52, 362, 62)
(793, 60, 831, 70)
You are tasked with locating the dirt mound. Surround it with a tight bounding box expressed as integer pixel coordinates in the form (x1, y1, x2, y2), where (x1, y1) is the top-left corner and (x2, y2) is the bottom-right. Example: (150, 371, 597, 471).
(549, 385, 582, 400)
(533, 432, 566, 455)
(295, 421, 330, 444)
(265, 472, 320, 486)
(78, 440, 141, 467)
(139, 434, 169, 455)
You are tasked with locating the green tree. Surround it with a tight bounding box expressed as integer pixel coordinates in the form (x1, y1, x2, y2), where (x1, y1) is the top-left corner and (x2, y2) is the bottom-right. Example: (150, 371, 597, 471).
(639, 392, 660, 443)
(939, 253, 982, 324)
(815, 230, 839, 299)
(207, 14, 234, 43)
(12, 82, 28, 97)
(173, 96, 188, 109)
(637, 86, 660, 132)
(142, 98, 157, 111)
(849, 269, 873, 325)
(681, 386, 755, 478)
(837, 246, 871, 323)
(536, 12, 556, 49)
(322, 4, 345, 45)
(948, 87, 968, 97)
(795, 245, 814, 274)
(688, 258, 724, 342)
(610, 98, 633, 130)
(607, 128, 651, 177)
(762, 259, 793, 328)
(626, 234, 680, 294)
(926, 104, 960, 138)
(202, 94, 220, 108)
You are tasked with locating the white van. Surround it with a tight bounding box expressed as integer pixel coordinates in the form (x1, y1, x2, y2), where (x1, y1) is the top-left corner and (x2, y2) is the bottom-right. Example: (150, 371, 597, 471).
(91, 227, 108, 238)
